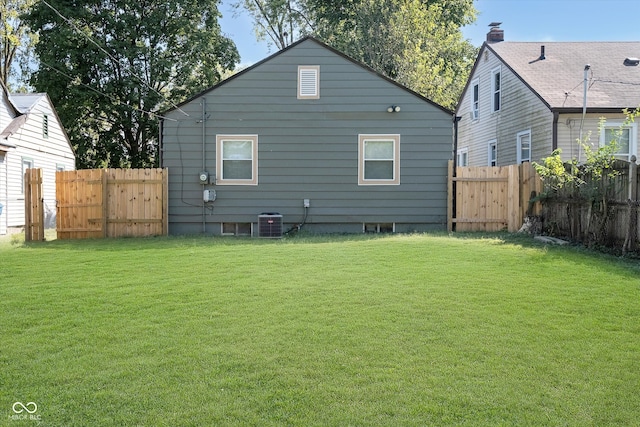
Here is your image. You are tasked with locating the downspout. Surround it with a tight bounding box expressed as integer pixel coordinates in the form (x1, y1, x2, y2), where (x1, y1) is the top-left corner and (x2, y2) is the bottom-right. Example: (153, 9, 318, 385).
(201, 98, 206, 233)
(453, 116, 462, 173)
(552, 111, 559, 151)
(158, 118, 164, 168)
(452, 116, 462, 231)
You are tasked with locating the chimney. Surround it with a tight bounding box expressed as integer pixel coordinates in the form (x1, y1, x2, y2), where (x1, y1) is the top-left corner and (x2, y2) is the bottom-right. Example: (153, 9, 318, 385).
(487, 22, 504, 43)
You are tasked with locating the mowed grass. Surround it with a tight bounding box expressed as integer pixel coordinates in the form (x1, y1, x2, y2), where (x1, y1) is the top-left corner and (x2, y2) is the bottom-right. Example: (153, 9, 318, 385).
(1, 233, 639, 426)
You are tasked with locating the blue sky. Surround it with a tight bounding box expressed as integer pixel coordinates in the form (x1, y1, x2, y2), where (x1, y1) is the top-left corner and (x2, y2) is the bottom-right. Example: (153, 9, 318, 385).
(219, 0, 640, 66)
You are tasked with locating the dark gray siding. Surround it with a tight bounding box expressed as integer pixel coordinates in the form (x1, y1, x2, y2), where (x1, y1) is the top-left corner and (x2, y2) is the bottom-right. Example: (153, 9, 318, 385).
(162, 39, 453, 235)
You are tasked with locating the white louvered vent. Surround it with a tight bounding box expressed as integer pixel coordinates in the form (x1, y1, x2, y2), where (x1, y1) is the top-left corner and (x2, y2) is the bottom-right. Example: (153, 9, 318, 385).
(298, 66, 319, 99)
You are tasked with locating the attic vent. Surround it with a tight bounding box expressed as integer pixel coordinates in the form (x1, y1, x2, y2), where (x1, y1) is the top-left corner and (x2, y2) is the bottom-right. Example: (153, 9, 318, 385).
(258, 213, 283, 238)
(298, 65, 319, 99)
(624, 57, 640, 66)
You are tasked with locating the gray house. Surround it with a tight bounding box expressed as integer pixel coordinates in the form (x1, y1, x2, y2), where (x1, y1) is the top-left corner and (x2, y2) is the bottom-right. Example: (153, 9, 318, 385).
(161, 37, 453, 236)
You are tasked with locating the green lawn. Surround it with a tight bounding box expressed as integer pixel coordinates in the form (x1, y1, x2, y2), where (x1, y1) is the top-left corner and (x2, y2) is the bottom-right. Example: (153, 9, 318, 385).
(1, 233, 639, 426)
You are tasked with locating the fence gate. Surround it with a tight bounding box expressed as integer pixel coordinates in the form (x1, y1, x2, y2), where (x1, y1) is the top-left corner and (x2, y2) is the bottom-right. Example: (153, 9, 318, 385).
(56, 168, 168, 239)
(24, 168, 45, 241)
(448, 161, 542, 232)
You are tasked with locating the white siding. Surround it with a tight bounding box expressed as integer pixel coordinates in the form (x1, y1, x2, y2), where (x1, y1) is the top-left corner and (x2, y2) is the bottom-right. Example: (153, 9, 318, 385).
(0, 94, 74, 233)
(458, 47, 553, 166)
(0, 152, 6, 234)
(556, 112, 638, 163)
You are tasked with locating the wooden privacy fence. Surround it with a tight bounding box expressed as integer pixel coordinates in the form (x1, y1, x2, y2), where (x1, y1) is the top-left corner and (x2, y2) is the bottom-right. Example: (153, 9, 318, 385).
(56, 168, 168, 239)
(541, 159, 639, 252)
(448, 161, 542, 232)
(25, 168, 45, 241)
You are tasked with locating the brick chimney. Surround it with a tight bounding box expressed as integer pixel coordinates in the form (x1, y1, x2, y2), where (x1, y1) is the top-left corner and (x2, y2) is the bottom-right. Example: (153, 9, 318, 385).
(487, 22, 504, 43)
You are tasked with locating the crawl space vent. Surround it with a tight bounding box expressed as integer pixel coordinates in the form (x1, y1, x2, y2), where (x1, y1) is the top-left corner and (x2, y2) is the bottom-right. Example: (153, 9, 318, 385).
(258, 213, 283, 238)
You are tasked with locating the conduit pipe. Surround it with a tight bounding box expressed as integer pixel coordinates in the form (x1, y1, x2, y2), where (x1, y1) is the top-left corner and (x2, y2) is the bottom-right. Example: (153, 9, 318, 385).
(202, 98, 207, 233)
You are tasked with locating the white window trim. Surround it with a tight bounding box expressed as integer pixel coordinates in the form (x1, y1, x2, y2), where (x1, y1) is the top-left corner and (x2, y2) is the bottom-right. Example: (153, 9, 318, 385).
(216, 135, 258, 185)
(516, 130, 531, 164)
(456, 147, 469, 167)
(471, 78, 479, 120)
(358, 134, 400, 186)
(599, 121, 637, 161)
(491, 66, 501, 113)
(488, 140, 497, 166)
(298, 65, 320, 99)
(21, 157, 34, 194)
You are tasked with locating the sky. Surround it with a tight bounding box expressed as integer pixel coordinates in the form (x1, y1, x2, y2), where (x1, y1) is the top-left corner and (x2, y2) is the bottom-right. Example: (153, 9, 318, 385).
(218, 0, 640, 66)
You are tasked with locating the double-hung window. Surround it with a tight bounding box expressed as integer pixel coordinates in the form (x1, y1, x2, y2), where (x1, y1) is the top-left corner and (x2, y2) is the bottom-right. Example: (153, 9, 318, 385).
(471, 78, 479, 120)
(517, 130, 531, 163)
(457, 147, 469, 167)
(488, 140, 497, 166)
(491, 66, 501, 113)
(600, 121, 637, 161)
(216, 135, 258, 185)
(358, 134, 400, 185)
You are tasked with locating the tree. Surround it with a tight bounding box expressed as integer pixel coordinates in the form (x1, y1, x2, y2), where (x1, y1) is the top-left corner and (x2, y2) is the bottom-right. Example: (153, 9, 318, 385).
(235, 0, 477, 109)
(310, 0, 477, 109)
(232, 0, 311, 50)
(0, 0, 37, 90)
(24, 0, 239, 168)
(388, 0, 478, 108)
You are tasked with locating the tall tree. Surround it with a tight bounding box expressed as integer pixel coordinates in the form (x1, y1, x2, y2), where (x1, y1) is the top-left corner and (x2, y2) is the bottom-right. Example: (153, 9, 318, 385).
(0, 0, 37, 90)
(25, 0, 239, 168)
(311, 0, 477, 109)
(232, 0, 311, 50)
(236, 0, 477, 109)
(388, 0, 478, 108)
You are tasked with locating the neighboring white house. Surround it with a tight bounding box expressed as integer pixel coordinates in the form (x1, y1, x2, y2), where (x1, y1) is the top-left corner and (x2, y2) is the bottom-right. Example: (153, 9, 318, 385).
(455, 25, 640, 167)
(0, 81, 75, 235)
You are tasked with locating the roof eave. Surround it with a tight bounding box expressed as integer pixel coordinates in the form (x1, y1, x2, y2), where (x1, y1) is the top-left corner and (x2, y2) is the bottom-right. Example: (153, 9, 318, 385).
(551, 107, 637, 114)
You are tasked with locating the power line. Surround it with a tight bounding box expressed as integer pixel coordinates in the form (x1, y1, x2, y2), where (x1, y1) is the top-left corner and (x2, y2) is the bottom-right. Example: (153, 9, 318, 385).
(40, 0, 189, 117)
(39, 59, 177, 122)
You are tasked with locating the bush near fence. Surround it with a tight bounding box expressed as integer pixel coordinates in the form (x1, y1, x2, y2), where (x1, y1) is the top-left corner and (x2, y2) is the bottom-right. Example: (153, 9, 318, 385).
(538, 159, 639, 254)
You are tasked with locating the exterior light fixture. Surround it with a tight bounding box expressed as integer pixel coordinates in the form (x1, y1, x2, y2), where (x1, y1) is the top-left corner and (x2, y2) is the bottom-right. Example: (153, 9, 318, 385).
(387, 105, 401, 113)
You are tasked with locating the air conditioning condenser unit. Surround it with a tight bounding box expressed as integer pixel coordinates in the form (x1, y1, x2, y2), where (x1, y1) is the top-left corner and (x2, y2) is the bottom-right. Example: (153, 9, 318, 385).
(258, 213, 283, 238)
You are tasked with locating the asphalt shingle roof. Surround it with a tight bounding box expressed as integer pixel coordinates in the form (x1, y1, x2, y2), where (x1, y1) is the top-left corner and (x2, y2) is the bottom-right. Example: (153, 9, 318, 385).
(487, 41, 640, 110)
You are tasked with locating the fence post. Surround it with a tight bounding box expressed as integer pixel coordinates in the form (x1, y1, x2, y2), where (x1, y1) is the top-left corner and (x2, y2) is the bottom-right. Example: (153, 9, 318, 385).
(507, 164, 520, 232)
(102, 169, 108, 238)
(162, 168, 169, 236)
(624, 157, 638, 253)
(24, 169, 31, 242)
(447, 160, 454, 232)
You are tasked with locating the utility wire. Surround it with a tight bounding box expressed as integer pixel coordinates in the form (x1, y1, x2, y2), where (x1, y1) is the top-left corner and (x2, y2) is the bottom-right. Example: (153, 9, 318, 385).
(40, 0, 190, 117)
(38, 59, 177, 122)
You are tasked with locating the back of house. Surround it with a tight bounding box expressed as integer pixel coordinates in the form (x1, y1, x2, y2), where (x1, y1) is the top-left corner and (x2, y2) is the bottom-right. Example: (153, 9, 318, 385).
(161, 37, 453, 236)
